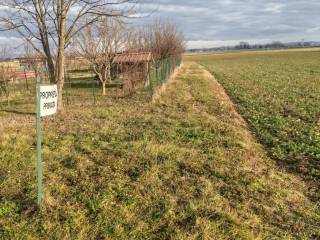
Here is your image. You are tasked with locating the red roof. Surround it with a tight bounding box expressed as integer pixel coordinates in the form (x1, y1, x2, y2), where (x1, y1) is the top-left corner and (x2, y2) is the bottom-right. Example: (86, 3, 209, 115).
(2, 71, 36, 81)
(113, 52, 153, 64)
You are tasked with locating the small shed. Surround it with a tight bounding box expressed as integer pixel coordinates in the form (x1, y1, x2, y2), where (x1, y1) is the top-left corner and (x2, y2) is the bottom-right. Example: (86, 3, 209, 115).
(112, 52, 153, 95)
(113, 52, 153, 86)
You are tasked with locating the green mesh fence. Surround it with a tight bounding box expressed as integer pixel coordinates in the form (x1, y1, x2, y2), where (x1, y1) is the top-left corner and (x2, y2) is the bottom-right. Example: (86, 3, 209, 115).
(0, 55, 182, 111)
(148, 56, 182, 95)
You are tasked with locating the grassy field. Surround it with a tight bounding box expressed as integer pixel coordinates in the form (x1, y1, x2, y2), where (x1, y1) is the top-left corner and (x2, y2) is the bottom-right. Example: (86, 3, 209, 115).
(1, 62, 319, 239)
(187, 50, 320, 200)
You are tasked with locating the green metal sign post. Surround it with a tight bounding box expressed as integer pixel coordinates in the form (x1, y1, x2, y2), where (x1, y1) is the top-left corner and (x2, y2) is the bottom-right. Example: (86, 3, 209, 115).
(36, 75, 43, 206)
(35, 75, 58, 207)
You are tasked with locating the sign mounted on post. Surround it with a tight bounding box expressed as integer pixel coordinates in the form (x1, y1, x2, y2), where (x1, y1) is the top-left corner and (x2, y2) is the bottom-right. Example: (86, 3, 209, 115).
(39, 84, 58, 117)
(35, 75, 58, 207)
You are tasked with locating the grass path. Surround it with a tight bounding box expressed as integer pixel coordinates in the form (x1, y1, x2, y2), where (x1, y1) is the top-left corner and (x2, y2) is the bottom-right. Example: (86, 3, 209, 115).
(0, 62, 319, 239)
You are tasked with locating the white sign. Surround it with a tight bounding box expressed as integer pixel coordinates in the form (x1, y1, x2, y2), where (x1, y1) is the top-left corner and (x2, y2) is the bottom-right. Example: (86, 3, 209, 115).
(40, 84, 58, 117)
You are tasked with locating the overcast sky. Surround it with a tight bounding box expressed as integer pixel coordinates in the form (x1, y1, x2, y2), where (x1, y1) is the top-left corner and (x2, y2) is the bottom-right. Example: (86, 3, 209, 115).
(0, 0, 319, 51)
(137, 0, 320, 49)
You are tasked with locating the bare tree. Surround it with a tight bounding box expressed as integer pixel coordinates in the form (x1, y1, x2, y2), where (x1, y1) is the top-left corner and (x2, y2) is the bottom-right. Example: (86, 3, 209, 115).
(0, 0, 138, 110)
(22, 43, 46, 74)
(129, 20, 185, 60)
(73, 18, 126, 95)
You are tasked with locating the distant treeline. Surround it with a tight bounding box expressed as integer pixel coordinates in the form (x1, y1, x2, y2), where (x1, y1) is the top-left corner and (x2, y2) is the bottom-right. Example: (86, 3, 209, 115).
(188, 41, 320, 53)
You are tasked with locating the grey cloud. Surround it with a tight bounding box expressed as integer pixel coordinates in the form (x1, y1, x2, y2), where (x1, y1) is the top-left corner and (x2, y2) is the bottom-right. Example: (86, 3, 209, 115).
(136, 0, 320, 47)
(0, 0, 319, 50)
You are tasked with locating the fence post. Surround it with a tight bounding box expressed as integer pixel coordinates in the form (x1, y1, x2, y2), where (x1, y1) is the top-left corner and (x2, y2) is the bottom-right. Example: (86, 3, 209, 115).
(148, 63, 153, 97)
(168, 58, 170, 75)
(35, 74, 43, 206)
(2, 67, 10, 107)
(168, 58, 170, 76)
(64, 67, 70, 106)
(164, 59, 166, 82)
(161, 60, 164, 83)
(92, 81, 96, 105)
(156, 62, 159, 87)
(163, 59, 166, 82)
(168, 59, 170, 79)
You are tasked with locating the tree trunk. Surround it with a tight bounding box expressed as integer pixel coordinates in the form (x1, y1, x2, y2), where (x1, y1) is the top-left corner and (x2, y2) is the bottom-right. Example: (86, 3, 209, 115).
(47, 58, 56, 83)
(57, 1, 66, 111)
(102, 82, 106, 95)
(108, 62, 112, 84)
(57, 47, 65, 111)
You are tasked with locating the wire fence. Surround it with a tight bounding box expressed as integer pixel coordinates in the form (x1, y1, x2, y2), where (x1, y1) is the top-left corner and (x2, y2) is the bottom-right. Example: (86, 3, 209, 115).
(148, 56, 182, 95)
(0, 66, 37, 110)
(0, 55, 182, 111)
(63, 67, 99, 106)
